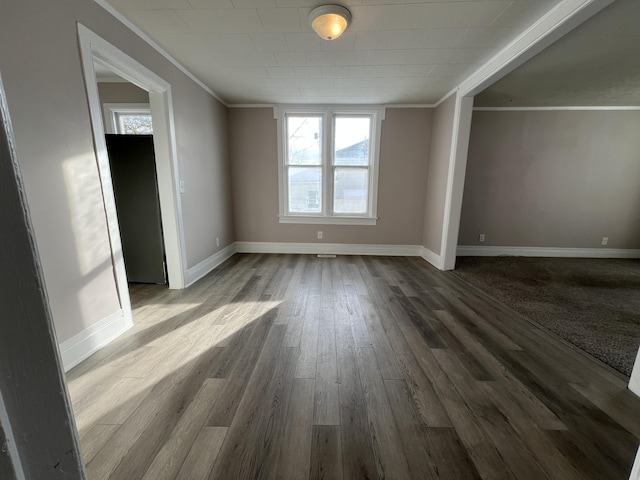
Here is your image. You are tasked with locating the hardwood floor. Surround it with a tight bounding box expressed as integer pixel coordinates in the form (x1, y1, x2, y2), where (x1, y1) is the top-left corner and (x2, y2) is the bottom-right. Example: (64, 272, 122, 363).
(66, 254, 640, 480)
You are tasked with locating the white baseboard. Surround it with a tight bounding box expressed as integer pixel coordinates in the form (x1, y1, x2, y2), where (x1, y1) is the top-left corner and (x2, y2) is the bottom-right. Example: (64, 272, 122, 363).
(59, 309, 132, 371)
(235, 241, 422, 257)
(186, 243, 237, 287)
(457, 246, 640, 259)
(420, 246, 443, 270)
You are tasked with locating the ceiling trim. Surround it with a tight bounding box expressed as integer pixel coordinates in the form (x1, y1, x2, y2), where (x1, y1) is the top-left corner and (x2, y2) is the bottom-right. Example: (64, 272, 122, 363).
(474, 106, 640, 111)
(228, 104, 277, 109)
(93, 0, 228, 107)
(457, 0, 615, 98)
(229, 103, 437, 109)
(383, 104, 435, 109)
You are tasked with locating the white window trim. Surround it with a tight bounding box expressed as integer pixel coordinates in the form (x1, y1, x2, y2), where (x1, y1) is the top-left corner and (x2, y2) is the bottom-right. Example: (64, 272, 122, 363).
(275, 105, 385, 225)
(102, 102, 151, 134)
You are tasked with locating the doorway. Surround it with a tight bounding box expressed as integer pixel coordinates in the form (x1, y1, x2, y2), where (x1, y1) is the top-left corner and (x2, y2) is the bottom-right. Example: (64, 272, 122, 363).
(78, 24, 187, 313)
(94, 75, 168, 284)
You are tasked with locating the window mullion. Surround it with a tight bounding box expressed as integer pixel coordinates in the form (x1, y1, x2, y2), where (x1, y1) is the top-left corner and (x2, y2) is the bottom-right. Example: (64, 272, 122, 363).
(285, 163, 291, 215)
(284, 122, 290, 214)
(324, 112, 332, 217)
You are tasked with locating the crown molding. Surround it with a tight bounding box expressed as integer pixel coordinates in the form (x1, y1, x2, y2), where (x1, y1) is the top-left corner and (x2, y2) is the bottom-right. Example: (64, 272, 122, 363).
(474, 106, 640, 111)
(228, 103, 277, 108)
(383, 103, 436, 109)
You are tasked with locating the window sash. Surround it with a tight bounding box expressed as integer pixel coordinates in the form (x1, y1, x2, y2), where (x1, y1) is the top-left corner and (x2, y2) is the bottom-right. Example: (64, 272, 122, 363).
(332, 114, 372, 167)
(102, 103, 152, 135)
(332, 166, 369, 215)
(115, 112, 153, 135)
(287, 165, 323, 214)
(284, 114, 323, 167)
(285, 114, 325, 215)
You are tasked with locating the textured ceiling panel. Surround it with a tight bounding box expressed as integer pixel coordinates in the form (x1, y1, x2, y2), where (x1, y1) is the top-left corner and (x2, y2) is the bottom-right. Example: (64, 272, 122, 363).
(104, 0, 563, 104)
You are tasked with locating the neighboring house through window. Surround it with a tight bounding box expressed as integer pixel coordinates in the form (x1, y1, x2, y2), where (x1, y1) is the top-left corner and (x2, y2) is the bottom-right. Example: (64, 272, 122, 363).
(103, 103, 153, 135)
(277, 106, 384, 225)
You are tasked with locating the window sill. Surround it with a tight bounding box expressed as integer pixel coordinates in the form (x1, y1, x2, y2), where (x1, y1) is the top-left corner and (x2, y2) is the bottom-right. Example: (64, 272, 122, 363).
(279, 215, 378, 226)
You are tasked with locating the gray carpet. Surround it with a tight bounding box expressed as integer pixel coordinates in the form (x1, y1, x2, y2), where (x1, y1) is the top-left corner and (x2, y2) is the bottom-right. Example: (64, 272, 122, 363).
(453, 256, 640, 376)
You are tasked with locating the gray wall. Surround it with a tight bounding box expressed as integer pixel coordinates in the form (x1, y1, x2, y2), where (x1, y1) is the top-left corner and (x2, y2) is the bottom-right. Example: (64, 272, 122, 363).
(0, 0, 233, 343)
(459, 110, 640, 248)
(229, 107, 432, 246)
(422, 94, 456, 254)
(97, 82, 149, 105)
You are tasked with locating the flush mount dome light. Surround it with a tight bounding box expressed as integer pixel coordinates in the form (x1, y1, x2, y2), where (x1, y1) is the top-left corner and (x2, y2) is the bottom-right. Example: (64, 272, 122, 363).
(309, 5, 351, 40)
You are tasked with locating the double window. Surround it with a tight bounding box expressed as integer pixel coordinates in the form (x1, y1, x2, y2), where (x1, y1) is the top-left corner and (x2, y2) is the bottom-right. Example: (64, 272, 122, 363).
(278, 106, 383, 225)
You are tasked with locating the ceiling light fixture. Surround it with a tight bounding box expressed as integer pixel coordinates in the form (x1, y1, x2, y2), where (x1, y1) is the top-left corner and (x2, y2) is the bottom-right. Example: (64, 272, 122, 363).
(308, 5, 351, 41)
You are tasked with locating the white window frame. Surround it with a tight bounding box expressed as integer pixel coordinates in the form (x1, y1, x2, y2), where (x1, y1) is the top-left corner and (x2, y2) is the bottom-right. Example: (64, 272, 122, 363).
(276, 105, 385, 225)
(102, 103, 152, 134)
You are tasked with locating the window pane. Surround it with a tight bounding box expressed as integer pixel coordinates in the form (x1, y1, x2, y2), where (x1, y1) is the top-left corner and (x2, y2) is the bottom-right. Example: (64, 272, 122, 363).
(117, 114, 153, 135)
(288, 167, 322, 213)
(334, 168, 368, 214)
(287, 116, 322, 165)
(334, 116, 370, 166)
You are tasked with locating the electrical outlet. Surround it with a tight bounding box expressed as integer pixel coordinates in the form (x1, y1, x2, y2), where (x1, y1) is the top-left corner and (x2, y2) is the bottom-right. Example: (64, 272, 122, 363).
(216, 237, 220, 247)
(317, 231, 323, 240)
(479, 233, 485, 243)
(601, 237, 608, 246)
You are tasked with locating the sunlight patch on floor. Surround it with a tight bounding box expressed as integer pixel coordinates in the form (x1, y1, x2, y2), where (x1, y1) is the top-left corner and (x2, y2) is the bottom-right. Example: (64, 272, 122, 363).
(68, 299, 282, 434)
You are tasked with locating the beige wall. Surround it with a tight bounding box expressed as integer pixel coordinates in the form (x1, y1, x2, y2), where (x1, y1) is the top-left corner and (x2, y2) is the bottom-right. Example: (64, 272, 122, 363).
(179, 97, 233, 266)
(97, 82, 149, 104)
(0, 0, 232, 342)
(421, 94, 456, 254)
(229, 107, 432, 245)
(459, 110, 640, 248)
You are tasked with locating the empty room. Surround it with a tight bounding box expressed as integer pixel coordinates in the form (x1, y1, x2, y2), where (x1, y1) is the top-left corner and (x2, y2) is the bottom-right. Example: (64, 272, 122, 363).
(1, 0, 639, 479)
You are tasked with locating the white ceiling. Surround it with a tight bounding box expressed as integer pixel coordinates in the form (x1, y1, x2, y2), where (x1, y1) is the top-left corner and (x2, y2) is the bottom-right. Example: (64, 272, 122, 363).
(476, 0, 640, 107)
(104, 0, 563, 105)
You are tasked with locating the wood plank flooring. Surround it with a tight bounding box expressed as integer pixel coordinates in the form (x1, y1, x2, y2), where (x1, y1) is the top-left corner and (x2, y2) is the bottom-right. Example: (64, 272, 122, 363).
(67, 254, 640, 480)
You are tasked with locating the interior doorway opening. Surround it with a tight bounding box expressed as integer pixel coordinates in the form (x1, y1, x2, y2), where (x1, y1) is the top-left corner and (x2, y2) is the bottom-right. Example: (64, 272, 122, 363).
(95, 74, 168, 285)
(78, 24, 187, 314)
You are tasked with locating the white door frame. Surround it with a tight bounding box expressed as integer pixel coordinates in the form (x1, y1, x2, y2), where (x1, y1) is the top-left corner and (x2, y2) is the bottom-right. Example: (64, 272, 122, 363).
(439, 0, 614, 270)
(78, 24, 187, 297)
